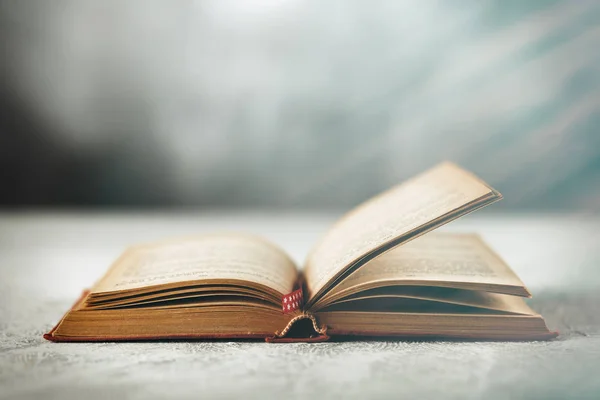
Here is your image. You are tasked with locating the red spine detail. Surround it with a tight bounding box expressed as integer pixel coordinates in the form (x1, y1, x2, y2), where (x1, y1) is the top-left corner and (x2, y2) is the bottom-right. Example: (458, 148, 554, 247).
(282, 288, 303, 314)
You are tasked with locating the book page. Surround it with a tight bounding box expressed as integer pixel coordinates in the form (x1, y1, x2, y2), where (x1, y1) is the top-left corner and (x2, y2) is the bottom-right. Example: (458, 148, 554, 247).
(326, 288, 535, 316)
(91, 234, 298, 296)
(303, 162, 499, 303)
(332, 233, 526, 294)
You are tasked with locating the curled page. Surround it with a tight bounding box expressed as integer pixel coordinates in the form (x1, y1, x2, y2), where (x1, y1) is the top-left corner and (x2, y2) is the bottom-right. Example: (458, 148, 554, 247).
(303, 162, 501, 307)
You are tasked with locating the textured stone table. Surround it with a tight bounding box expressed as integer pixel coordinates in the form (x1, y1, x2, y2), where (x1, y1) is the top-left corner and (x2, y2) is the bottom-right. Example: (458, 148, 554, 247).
(1, 211, 599, 399)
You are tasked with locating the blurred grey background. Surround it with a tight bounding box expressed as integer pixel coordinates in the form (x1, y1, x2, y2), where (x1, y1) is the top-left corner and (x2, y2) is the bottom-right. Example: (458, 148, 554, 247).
(1, 0, 599, 210)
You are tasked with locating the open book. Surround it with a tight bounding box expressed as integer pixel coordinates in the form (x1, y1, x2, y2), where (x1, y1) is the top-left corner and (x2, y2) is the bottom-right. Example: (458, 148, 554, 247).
(44, 162, 556, 342)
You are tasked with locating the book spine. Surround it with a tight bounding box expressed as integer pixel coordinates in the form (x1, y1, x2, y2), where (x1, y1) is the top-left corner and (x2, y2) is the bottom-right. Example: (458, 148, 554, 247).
(268, 285, 328, 342)
(266, 312, 329, 343)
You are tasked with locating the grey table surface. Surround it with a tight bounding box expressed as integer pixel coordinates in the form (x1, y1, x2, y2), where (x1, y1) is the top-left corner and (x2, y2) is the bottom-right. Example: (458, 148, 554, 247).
(1, 211, 599, 400)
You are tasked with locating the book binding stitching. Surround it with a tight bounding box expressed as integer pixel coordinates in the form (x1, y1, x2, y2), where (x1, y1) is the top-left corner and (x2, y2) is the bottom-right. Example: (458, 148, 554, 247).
(273, 313, 328, 338)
